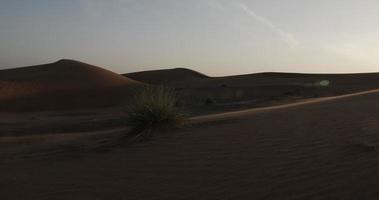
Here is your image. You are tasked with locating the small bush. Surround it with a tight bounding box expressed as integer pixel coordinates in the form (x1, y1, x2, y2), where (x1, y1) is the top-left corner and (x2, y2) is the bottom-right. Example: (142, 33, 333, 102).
(126, 86, 185, 136)
(204, 97, 214, 105)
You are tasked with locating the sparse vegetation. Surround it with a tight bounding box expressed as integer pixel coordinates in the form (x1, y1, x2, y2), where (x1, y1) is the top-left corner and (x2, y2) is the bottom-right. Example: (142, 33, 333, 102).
(205, 97, 214, 105)
(126, 86, 185, 137)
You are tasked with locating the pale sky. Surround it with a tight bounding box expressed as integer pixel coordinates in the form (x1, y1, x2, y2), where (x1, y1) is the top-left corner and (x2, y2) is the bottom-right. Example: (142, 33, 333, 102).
(1, 0, 379, 76)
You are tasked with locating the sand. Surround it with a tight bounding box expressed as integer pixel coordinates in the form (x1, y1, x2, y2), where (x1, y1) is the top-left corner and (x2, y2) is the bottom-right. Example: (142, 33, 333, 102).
(125, 68, 379, 116)
(1, 89, 379, 199)
(2, 61, 379, 199)
(124, 68, 209, 85)
(0, 59, 141, 111)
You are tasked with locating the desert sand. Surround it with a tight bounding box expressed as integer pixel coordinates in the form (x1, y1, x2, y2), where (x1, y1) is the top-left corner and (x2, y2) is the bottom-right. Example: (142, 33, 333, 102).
(1, 60, 379, 199)
(125, 69, 379, 115)
(0, 59, 141, 111)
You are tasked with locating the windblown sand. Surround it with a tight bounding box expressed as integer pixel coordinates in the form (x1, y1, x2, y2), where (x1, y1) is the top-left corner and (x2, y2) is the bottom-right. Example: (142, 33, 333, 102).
(1, 90, 379, 199)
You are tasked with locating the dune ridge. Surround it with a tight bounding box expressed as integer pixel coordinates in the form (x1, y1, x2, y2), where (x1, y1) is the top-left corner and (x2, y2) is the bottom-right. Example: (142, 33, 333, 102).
(0, 59, 141, 111)
(125, 68, 379, 115)
(191, 88, 379, 123)
(124, 67, 209, 84)
(125, 68, 379, 89)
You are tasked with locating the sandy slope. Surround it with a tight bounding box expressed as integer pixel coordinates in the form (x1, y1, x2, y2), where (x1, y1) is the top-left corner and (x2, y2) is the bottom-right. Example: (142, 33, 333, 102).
(2, 90, 379, 199)
(124, 68, 209, 85)
(191, 89, 379, 122)
(125, 69, 379, 116)
(124, 68, 379, 91)
(0, 59, 141, 111)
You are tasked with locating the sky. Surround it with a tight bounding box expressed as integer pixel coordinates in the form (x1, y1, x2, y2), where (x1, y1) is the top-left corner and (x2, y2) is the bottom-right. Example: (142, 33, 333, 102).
(1, 0, 379, 76)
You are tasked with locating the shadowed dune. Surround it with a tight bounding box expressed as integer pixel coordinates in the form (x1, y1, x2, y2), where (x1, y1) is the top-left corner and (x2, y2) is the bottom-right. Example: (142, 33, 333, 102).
(0, 59, 141, 111)
(123, 67, 209, 85)
(125, 68, 379, 115)
(2, 89, 379, 199)
(125, 69, 379, 92)
(207, 72, 379, 92)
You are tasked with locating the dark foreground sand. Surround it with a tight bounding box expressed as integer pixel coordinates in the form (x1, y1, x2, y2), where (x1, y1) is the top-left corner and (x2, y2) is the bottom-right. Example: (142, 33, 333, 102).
(1, 90, 379, 199)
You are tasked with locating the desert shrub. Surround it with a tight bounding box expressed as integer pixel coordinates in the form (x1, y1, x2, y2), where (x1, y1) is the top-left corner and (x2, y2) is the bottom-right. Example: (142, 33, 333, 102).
(126, 86, 185, 136)
(205, 97, 214, 105)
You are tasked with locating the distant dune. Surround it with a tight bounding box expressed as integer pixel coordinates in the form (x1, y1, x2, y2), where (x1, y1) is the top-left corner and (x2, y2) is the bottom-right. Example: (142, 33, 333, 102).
(125, 68, 379, 114)
(2, 59, 379, 112)
(126, 68, 379, 91)
(123, 68, 209, 85)
(0, 59, 141, 111)
(209, 72, 379, 90)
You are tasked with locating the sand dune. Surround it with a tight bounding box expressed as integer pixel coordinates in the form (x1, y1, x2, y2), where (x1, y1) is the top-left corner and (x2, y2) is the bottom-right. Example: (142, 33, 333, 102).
(191, 88, 379, 123)
(125, 69, 379, 91)
(125, 69, 379, 115)
(2, 90, 379, 199)
(3, 61, 379, 112)
(0, 59, 141, 111)
(206, 72, 379, 93)
(124, 67, 209, 85)
(2, 62, 379, 199)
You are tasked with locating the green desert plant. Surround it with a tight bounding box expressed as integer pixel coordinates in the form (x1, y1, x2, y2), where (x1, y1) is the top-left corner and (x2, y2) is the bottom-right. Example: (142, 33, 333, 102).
(126, 86, 185, 137)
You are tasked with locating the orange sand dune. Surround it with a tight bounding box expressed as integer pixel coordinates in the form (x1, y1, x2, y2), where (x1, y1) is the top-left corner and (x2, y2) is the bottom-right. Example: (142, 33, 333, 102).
(2, 90, 379, 199)
(0, 59, 141, 111)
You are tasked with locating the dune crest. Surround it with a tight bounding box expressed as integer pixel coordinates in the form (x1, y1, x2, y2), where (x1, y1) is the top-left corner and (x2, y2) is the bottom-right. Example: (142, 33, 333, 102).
(0, 59, 140, 111)
(124, 67, 209, 84)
